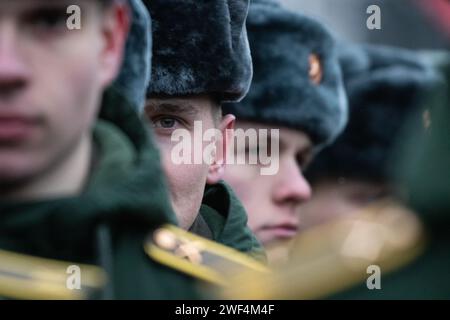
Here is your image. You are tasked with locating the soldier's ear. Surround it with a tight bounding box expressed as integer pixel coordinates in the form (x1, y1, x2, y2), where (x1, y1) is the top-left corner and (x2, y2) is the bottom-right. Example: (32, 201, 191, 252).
(206, 114, 235, 185)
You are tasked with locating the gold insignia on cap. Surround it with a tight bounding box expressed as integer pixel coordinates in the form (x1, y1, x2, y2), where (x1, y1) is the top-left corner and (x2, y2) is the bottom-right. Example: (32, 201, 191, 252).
(309, 53, 323, 85)
(145, 225, 269, 286)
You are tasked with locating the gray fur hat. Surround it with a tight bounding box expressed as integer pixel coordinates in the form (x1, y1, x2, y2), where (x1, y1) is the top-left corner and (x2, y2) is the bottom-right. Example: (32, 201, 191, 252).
(306, 44, 442, 183)
(143, 0, 253, 103)
(223, 0, 348, 148)
(113, 0, 152, 112)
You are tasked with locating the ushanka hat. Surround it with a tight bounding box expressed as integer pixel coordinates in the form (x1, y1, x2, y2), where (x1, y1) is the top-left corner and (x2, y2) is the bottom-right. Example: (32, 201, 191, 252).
(223, 0, 348, 149)
(306, 44, 441, 183)
(144, 0, 253, 103)
(113, 0, 152, 111)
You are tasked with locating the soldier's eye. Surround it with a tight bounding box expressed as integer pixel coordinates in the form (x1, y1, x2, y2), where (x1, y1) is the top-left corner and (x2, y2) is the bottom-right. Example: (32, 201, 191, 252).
(23, 7, 68, 33)
(152, 117, 182, 129)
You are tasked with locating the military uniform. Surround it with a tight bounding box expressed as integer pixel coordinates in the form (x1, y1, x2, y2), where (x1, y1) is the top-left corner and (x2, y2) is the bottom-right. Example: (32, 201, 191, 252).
(219, 198, 426, 299)
(220, 49, 449, 300)
(143, 0, 264, 256)
(217, 46, 449, 301)
(191, 182, 266, 261)
(0, 89, 201, 299)
(219, 0, 348, 259)
(329, 53, 450, 299)
(0, 89, 267, 300)
(0, 0, 265, 299)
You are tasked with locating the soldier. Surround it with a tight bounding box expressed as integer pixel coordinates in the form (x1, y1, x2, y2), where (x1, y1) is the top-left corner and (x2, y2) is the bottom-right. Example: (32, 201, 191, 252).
(219, 54, 448, 299)
(235, 46, 446, 300)
(316, 48, 450, 300)
(221, 0, 348, 257)
(301, 44, 441, 230)
(142, 0, 264, 259)
(0, 0, 247, 299)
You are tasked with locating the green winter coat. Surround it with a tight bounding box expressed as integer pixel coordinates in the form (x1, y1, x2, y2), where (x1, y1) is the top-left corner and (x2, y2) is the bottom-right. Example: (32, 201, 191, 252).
(191, 182, 266, 262)
(0, 89, 203, 299)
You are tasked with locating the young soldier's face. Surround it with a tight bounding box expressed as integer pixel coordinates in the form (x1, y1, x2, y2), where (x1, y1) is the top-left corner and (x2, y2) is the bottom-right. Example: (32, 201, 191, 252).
(223, 121, 313, 245)
(299, 179, 390, 229)
(0, 1, 127, 196)
(145, 95, 234, 230)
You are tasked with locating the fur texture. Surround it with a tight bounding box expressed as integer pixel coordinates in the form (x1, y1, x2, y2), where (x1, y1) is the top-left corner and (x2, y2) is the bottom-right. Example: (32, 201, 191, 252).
(306, 44, 442, 183)
(113, 0, 152, 112)
(144, 0, 253, 102)
(223, 0, 348, 148)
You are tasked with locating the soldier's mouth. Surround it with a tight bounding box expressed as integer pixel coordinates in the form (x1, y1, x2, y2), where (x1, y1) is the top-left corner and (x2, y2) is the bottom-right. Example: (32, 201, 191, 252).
(0, 114, 39, 142)
(260, 224, 299, 239)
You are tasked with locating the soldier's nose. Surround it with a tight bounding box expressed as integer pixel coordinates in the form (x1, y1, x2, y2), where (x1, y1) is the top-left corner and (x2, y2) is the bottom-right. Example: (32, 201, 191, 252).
(272, 157, 312, 206)
(0, 24, 29, 101)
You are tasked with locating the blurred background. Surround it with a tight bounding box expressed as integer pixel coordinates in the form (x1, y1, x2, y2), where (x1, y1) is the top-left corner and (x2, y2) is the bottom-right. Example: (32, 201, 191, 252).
(280, 0, 449, 50)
